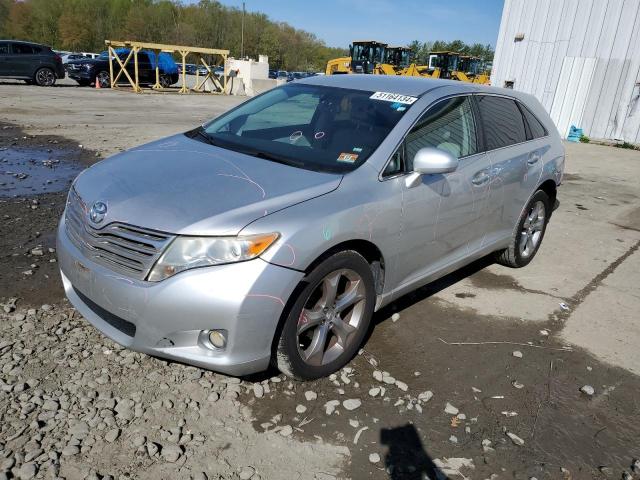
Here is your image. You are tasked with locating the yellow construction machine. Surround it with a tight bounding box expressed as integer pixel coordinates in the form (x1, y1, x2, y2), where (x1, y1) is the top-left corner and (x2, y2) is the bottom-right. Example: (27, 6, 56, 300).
(459, 55, 491, 84)
(325, 40, 387, 75)
(428, 51, 490, 84)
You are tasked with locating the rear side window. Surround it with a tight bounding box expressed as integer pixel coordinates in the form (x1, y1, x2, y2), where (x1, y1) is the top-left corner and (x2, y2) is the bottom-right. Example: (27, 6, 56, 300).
(405, 96, 478, 167)
(12, 43, 34, 54)
(476, 95, 527, 150)
(519, 103, 548, 139)
(0, 42, 9, 54)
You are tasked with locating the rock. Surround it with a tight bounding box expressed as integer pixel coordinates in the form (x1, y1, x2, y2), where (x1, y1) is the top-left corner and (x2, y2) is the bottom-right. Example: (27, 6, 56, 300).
(342, 399, 361, 411)
(418, 391, 433, 403)
(482, 439, 494, 453)
(207, 392, 219, 402)
(539, 329, 549, 336)
(512, 380, 524, 389)
(304, 390, 317, 401)
(598, 466, 614, 477)
(395, 380, 408, 391)
(373, 370, 383, 382)
(444, 402, 459, 415)
(382, 374, 396, 385)
(632, 459, 640, 474)
(161, 444, 182, 463)
(131, 435, 146, 447)
(146, 442, 159, 457)
(42, 399, 59, 411)
(368, 387, 381, 397)
(580, 385, 595, 396)
(41, 304, 52, 311)
(324, 400, 340, 415)
(62, 445, 80, 456)
(369, 453, 381, 464)
(15, 462, 37, 479)
(391, 313, 400, 322)
(105, 428, 120, 443)
(295, 404, 307, 414)
(457, 413, 466, 420)
(506, 432, 525, 446)
(279, 425, 293, 436)
(239, 466, 255, 480)
(253, 384, 264, 398)
(512, 350, 523, 358)
(449, 435, 458, 444)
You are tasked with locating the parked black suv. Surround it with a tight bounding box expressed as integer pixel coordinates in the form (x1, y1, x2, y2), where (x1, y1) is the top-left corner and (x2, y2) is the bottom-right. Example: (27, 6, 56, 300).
(0, 40, 65, 86)
(66, 49, 179, 88)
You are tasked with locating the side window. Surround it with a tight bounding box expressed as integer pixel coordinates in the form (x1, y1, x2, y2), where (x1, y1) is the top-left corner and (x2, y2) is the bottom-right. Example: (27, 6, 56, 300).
(519, 103, 548, 139)
(382, 145, 405, 177)
(0, 42, 9, 55)
(476, 95, 527, 150)
(12, 44, 34, 54)
(405, 96, 477, 169)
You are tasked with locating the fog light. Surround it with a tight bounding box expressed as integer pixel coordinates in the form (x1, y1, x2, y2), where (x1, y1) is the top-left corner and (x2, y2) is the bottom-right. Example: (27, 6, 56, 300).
(208, 330, 227, 349)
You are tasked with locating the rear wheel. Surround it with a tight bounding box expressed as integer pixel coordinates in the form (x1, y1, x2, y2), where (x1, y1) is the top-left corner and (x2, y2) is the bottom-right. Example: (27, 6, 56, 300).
(276, 251, 375, 380)
(495, 190, 551, 268)
(34, 67, 56, 87)
(159, 74, 172, 88)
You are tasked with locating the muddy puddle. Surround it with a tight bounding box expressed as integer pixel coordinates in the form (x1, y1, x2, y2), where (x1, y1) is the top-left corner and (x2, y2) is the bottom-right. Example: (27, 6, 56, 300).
(0, 144, 84, 197)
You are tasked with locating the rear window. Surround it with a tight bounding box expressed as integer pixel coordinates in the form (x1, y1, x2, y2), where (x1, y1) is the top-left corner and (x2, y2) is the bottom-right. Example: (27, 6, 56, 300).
(519, 103, 548, 139)
(12, 43, 35, 54)
(476, 95, 527, 150)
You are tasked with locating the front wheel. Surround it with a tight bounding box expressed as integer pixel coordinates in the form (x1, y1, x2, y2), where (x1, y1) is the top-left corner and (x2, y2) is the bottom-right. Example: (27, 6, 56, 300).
(34, 67, 56, 86)
(159, 74, 172, 88)
(96, 70, 110, 88)
(276, 251, 375, 380)
(495, 190, 551, 268)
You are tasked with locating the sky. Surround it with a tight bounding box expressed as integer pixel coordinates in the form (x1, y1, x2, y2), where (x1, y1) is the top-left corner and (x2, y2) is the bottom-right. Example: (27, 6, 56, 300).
(203, 0, 505, 48)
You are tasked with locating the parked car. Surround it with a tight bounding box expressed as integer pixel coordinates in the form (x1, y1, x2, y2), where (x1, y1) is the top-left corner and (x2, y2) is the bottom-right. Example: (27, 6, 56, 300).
(61, 52, 99, 64)
(66, 49, 179, 88)
(268, 69, 277, 79)
(57, 75, 563, 380)
(276, 70, 288, 80)
(0, 40, 65, 86)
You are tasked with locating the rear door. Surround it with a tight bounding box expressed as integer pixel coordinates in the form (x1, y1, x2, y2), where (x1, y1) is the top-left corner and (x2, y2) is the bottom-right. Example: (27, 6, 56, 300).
(0, 42, 10, 75)
(476, 95, 544, 241)
(10, 42, 37, 77)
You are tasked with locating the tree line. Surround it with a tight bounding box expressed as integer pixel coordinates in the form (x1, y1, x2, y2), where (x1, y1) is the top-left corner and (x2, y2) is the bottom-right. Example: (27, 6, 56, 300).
(0, 0, 494, 71)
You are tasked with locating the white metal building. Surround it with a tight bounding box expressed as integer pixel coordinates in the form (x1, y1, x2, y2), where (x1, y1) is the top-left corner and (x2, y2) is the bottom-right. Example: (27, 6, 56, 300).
(491, 0, 640, 143)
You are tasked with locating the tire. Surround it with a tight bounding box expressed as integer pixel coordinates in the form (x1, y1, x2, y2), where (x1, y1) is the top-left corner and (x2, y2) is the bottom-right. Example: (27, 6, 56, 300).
(96, 70, 110, 88)
(276, 250, 376, 380)
(495, 190, 551, 268)
(34, 67, 56, 87)
(159, 74, 172, 88)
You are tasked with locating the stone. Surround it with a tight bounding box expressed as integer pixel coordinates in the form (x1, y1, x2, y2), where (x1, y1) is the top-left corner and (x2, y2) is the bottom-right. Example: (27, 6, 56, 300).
(580, 385, 595, 396)
(506, 432, 525, 446)
(15, 462, 37, 479)
(253, 384, 264, 398)
(62, 445, 80, 456)
(146, 442, 159, 457)
(449, 435, 458, 444)
(373, 370, 383, 382)
(304, 390, 317, 401)
(295, 404, 307, 414)
(368, 387, 381, 397)
(391, 313, 400, 322)
(418, 391, 433, 403)
(382, 375, 396, 385)
(239, 466, 255, 480)
(161, 444, 182, 462)
(512, 380, 524, 389)
(369, 453, 381, 464)
(395, 380, 408, 391)
(324, 400, 340, 415)
(342, 399, 361, 411)
(132, 435, 146, 447)
(42, 399, 59, 411)
(279, 425, 293, 436)
(512, 350, 523, 358)
(444, 402, 459, 415)
(105, 428, 120, 443)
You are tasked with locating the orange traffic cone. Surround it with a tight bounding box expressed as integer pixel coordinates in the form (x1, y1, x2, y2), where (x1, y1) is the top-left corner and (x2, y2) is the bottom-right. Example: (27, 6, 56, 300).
(95, 77, 101, 89)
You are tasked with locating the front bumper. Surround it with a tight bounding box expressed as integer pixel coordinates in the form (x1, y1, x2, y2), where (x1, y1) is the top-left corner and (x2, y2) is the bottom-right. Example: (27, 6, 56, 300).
(57, 217, 304, 376)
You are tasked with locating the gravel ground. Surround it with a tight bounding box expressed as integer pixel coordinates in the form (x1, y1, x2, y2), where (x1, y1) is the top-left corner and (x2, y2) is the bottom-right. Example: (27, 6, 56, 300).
(1, 82, 640, 480)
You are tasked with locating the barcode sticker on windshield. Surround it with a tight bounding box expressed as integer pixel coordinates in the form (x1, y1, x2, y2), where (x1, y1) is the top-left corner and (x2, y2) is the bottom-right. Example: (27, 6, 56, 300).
(370, 92, 418, 105)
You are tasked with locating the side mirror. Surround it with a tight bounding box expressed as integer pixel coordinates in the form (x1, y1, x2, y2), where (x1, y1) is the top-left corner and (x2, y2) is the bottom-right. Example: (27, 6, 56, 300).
(413, 147, 459, 174)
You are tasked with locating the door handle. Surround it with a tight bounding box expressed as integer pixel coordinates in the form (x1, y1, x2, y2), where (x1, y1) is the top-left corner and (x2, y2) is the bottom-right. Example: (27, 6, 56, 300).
(527, 154, 540, 165)
(471, 171, 490, 186)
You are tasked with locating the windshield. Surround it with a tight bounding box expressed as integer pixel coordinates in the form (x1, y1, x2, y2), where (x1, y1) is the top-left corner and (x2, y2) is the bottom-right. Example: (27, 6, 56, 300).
(199, 83, 412, 174)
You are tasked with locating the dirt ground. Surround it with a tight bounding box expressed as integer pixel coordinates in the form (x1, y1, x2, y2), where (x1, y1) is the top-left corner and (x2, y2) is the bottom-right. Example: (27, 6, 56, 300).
(1, 81, 639, 480)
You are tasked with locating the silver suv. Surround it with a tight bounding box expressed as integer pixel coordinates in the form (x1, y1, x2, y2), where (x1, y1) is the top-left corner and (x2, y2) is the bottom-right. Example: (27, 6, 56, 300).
(57, 75, 564, 380)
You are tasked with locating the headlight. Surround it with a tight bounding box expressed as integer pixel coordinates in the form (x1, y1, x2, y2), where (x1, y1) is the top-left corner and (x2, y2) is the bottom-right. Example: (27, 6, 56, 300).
(147, 233, 279, 282)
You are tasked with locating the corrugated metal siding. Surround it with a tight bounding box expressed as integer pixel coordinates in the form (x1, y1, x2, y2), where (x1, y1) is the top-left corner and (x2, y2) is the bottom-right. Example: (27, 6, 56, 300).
(491, 0, 640, 142)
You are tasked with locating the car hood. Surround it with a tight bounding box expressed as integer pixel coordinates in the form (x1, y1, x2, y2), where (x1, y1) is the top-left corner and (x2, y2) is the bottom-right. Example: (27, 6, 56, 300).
(72, 134, 342, 235)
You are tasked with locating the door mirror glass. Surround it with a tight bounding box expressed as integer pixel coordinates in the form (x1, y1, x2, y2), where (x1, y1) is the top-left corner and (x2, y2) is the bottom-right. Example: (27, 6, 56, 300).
(413, 147, 458, 174)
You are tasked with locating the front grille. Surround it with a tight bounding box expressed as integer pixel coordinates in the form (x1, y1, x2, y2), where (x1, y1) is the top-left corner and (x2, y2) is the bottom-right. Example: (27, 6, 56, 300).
(65, 188, 173, 280)
(74, 287, 136, 337)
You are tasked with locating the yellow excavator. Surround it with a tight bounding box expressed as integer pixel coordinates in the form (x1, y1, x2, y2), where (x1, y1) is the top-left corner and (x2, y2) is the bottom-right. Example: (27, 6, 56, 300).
(459, 55, 491, 84)
(428, 51, 490, 84)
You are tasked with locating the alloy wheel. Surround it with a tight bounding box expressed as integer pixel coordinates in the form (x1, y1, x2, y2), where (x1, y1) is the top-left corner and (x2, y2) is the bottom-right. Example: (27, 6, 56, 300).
(97, 71, 110, 88)
(36, 68, 55, 86)
(519, 200, 546, 258)
(297, 268, 367, 366)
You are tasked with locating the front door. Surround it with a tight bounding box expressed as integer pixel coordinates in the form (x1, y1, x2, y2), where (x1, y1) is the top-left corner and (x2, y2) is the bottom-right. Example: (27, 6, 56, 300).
(395, 95, 493, 289)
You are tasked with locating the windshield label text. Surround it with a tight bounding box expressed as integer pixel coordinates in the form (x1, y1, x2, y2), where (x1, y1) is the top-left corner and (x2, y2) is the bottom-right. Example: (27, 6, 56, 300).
(370, 92, 418, 105)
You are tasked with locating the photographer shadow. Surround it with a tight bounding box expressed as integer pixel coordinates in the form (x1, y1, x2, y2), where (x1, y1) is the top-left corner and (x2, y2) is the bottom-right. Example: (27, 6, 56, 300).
(380, 424, 449, 480)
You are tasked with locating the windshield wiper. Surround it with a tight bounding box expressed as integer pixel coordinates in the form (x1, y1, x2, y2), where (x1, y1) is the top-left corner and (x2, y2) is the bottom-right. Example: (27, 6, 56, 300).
(187, 127, 218, 146)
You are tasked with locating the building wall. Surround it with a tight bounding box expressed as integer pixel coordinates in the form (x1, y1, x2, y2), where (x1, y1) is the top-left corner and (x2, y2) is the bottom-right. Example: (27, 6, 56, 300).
(491, 0, 640, 143)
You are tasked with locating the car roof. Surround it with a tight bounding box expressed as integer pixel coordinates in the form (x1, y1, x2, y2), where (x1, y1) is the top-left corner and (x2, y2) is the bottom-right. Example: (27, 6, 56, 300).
(296, 74, 539, 104)
(0, 40, 47, 47)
